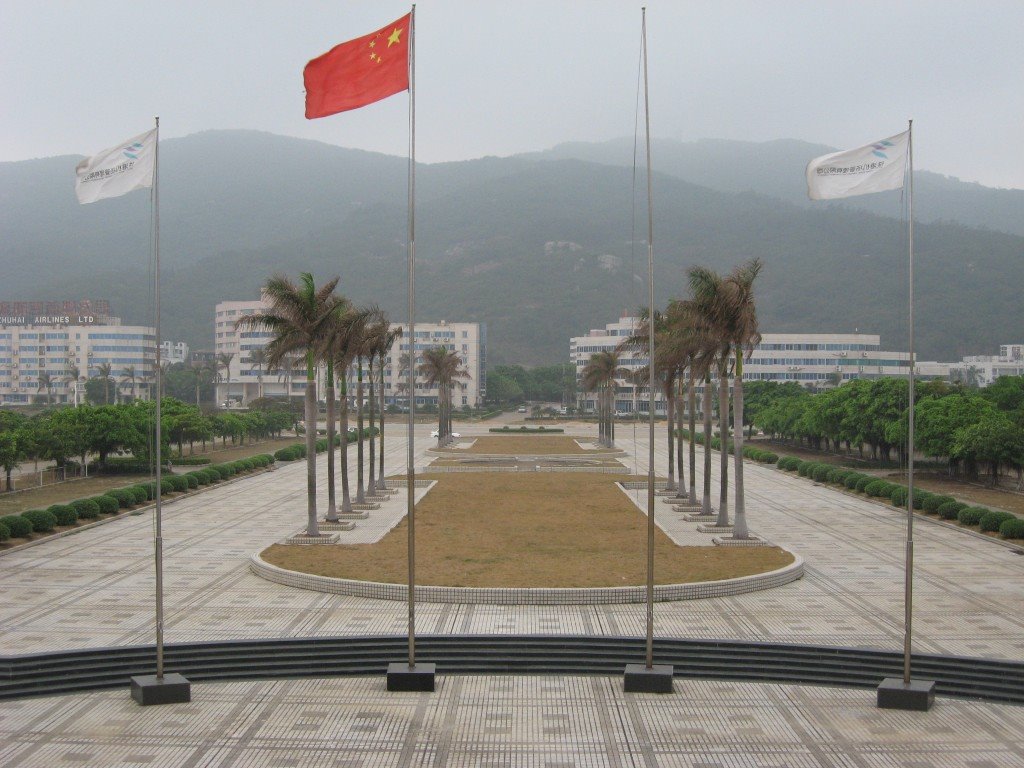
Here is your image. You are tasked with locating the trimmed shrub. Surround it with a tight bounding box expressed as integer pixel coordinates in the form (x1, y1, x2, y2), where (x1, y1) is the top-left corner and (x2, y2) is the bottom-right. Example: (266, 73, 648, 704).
(159, 478, 176, 495)
(167, 475, 190, 493)
(923, 495, 955, 515)
(938, 501, 967, 520)
(855, 476, 876, 493)
(957, 507, 989, 527)
(0, 514, 32, 538)
(130, 485, 150, 503)
(92, 495, 120, 515)
(810, 464, 832, 483)
(183, 473, 200, 489)
(980, 511, 1015, 532)
(0, 519, 9, 543)
(47, 504, 78, 526)
(844, 473, 867, 490)
(777, 456, 801, 471)
(999, 518, 1024, 540)
(274, 445, 304, 462)
(201, 469, 220, 483)
(863, 480, 890, 497)
(22, 509, 57, 532)
(911, 490, 933, 510)
(890, 487, 908, 507)
(797, 461, 815, 478)
(70, 499, 101, 520)
(105, 488, 135, 508)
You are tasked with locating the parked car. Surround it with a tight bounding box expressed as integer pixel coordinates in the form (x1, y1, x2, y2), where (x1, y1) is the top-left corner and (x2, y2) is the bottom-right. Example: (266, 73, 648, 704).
(517, 406, 527, 413)
(431, 429, 461, 438)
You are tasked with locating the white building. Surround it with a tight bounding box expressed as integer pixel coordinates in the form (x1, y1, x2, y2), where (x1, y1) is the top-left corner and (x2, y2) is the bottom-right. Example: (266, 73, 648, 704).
(948, 344, 1024, 387)
(160, 340, 190, 366)
(0, 318, 156, 405)
(214, 298, 486, 408)
(570, 318, 917, 414)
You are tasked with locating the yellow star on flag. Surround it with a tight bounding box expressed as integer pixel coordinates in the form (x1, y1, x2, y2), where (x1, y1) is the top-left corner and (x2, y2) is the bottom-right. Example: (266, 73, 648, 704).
(387, 27, 402, 46)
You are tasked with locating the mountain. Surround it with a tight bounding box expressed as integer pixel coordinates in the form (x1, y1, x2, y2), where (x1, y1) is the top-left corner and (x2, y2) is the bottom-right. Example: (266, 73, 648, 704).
(523, 137, 1024, 237)
(1, 130, 1022, 366)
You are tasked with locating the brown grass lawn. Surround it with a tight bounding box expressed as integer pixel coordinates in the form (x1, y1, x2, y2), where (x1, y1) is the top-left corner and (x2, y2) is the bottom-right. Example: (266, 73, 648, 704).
(454, 435, 606, 455)
(262, 471, 794, 588)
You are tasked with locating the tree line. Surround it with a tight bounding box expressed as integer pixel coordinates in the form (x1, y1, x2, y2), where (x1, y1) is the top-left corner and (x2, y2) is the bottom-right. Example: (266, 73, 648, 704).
(0, 399, 295, 492)
(746, 375, 1024, 486)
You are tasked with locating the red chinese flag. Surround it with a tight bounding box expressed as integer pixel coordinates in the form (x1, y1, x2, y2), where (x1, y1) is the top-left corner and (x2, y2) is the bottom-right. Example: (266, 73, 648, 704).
(304, 13, 411, 119)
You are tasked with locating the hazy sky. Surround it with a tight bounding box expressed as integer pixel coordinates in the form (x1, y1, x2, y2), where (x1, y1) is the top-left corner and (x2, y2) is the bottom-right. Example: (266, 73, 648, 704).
(3, 1, 1023, 189)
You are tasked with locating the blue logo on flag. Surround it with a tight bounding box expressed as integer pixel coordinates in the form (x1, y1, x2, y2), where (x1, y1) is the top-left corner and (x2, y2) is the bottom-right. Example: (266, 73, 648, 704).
(870, 140, 894, 160)
(122, 142, 144, 160)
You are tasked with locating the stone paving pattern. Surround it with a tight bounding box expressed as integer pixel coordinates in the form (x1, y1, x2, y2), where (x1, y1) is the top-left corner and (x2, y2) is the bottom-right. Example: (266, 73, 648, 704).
(1, 424, 1023, 764)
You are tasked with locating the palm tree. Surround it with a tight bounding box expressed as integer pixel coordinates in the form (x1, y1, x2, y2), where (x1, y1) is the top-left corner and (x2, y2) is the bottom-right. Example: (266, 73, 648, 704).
(190, 360, 214, 406)
(419, 346, 470, 445)
(216, 352, 234, 405)
(65, 364, 81, 406)
(120, 365, 137, 402)
(688, 260, 763, 537)
(716, 259, 763, 539)
(96, 362, 113, 404)
(581, 350, 623, 448)
(235, 272, 343, 537)
(37, 372, 54, 405)
(247, 347, 268, 401)
(375, 324, 402, 490)
(361, 311, 401, 492)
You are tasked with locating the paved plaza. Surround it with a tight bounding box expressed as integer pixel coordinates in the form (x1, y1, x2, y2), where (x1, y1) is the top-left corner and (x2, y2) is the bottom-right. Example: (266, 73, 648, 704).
(1, 423, 1023, 765)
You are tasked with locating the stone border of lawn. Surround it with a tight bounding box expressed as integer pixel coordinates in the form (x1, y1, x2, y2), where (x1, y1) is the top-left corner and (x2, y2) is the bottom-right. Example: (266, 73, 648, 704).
(248, 551, 803, 605)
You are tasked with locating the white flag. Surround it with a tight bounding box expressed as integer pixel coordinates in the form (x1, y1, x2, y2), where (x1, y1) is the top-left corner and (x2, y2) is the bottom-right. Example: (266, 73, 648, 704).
(805, 130, 909, 200)
(75, 128, 157, 204)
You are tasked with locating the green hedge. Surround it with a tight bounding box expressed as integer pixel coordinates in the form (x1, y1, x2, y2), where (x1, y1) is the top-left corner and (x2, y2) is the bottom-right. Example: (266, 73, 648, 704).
(844, 473, 867, 490)
(22, 509, 56, 532)
(92, 495, 120, 515)
(777, 456, 802, 472)
(938, 500, 967, 520)
(999, 518, 1024, 539)
(980, 511, 1015, 532)
(0, 514, 33, 538)
(854, 476, 876, 493)
(923, 495, 955, 514)
(70, 499, 101, 520)
(104, 488, 135, 508)
(183, 473, 200, 489)
(0, 520, 9, 543)
(957, 507, 989, 526)
(46, 504, 77, 526)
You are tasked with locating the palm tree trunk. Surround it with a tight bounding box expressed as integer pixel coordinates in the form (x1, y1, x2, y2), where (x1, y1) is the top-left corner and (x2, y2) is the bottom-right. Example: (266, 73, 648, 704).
(732, 353, 749, 538)
(339, 374, 353, 513)
(367, 357, 377, 493)
(702, 373, 714, 517)
(356, 358, 365, 504)
(716, 365, 730, 528)
(377, 363, 386, 489)
(665, 379, 675, 491)
(674, 379, 687, 499)
(304, 373, 319, 536)
(688, 374, 698, 505)
(325, 374, 338, 521)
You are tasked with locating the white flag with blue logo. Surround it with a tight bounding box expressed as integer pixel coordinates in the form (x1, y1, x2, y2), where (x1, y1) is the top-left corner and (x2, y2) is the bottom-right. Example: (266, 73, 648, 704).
(75, 128, 157, 204)
(806, 130, 909, 200)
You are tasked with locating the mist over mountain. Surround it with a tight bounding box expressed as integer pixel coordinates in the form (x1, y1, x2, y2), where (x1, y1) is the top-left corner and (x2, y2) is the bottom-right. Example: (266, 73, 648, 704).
(1, 130, 1021, 366)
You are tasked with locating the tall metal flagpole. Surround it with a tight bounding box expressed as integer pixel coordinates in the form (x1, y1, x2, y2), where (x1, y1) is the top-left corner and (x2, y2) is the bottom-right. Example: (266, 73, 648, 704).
(131, 116, 189, 705)
(642, 8, 657, 671)
(388, 4, 433, 692)
(153, 115, 164, 681)
(406, 5, 417, 670)
(903, 119, 915, 685)
(625, 7, 672, 693)
(878, 119, 932, 710)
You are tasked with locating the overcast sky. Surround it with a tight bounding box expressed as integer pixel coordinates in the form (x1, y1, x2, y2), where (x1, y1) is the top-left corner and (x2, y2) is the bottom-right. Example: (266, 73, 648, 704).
(3, 1, 1022, 189)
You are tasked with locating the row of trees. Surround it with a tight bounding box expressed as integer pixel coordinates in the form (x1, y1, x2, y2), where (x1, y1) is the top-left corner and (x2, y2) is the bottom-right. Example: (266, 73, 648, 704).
(486, 364, 576, 406)
(747, 375, 1024, 486)
(580, 259, 763, 540)
(237, 272, 470, 537)
(0, 400, 294, 492)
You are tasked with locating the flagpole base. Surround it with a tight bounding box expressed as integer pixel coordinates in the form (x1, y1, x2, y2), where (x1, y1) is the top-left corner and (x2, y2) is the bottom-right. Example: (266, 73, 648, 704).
(877, 677, 935, 711)
(386, 662, 435, 692)
(130, 673, 191, 706)
(624, 663, 674, 693)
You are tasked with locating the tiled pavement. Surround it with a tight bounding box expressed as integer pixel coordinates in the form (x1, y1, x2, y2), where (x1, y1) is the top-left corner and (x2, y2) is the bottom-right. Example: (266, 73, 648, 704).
(1, 424, 1023, 765)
